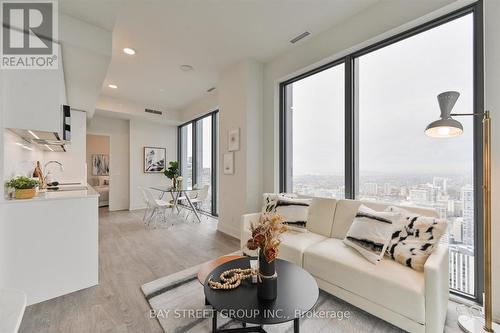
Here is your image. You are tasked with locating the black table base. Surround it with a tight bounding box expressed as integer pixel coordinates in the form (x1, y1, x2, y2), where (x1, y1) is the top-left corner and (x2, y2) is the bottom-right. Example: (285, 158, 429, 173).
(211, 310, 299, 333)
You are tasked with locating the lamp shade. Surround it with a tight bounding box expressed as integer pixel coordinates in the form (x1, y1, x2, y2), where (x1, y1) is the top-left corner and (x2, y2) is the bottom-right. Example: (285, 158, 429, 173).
(425, 91, 464, 138)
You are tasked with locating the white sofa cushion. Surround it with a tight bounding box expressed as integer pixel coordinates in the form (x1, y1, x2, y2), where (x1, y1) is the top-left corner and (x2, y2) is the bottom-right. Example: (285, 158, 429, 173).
(278, 231, 327, 266)
(330, 200, 362, 239)
(303, 238, 425, 324)
(306, 197, 337, 237)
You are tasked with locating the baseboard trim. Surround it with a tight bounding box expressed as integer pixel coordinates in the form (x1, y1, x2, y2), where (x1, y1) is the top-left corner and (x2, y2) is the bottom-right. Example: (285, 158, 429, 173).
(217, 223, 240, 240)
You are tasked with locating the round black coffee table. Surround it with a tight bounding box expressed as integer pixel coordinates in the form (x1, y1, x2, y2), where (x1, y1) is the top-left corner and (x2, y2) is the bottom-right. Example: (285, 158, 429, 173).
(204, 257, 318, 333)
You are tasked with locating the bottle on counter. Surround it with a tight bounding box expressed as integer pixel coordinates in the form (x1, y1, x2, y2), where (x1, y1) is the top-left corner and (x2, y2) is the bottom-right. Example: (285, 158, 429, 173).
(33, 161, 45, 188)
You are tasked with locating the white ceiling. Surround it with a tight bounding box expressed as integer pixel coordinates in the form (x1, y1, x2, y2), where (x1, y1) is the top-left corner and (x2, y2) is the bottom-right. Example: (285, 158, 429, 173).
(60, 0, 378, 112)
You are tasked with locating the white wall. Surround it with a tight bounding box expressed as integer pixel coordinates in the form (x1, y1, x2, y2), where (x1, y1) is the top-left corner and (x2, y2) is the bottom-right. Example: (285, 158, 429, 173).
(217, 60, 263, 238)
(87, 115, 130, 211)
(128, 119, 177, 210)
(180, 93, 219, 123)
(484, 0, 500, 322)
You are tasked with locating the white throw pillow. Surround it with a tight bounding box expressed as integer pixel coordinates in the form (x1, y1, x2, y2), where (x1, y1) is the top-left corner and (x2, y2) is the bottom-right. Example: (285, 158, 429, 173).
(343, 205, 402, 264)
(385, 206, 448, 271)
(261, 193, 310, 232)
(275, 197, 311, 233)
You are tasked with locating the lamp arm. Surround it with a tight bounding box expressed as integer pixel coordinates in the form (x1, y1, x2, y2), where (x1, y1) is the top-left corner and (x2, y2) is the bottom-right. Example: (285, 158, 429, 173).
(450, 111, 489, 117)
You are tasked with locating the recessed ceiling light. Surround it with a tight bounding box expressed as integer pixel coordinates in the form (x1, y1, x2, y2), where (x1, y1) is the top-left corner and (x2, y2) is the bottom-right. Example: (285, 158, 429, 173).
(108, 84, 118, 89)
(123, 47, 136, 55)
(159, 88, 165, 92)
(180, 64, 194, 72)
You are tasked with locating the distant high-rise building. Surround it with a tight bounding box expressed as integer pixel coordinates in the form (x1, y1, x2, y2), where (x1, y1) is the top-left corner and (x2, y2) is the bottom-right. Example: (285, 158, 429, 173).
(434, 202, 447, 219)
(433, 177, 447, 193)
(461, 186, 474, 246)
(449, 245, 474, 295)
(409, 189, 428, 205)
(363, 183, 378, 196)
(448, 200, 463, 217)
(452, 218, 464, 243)
(383, 183, 392, 195)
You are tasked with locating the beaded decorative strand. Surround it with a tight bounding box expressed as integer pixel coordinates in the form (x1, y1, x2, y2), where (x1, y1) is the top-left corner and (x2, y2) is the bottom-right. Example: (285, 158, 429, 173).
(208, 268, 254, 290)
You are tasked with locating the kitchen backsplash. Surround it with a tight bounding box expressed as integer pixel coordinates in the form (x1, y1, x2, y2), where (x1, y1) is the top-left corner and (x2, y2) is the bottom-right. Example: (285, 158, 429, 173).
(4, 129, 44, 179)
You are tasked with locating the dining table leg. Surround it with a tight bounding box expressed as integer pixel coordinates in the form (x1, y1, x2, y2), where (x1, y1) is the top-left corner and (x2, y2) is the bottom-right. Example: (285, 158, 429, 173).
(169, 191, 182, 214)
(184, 191, 202, 223)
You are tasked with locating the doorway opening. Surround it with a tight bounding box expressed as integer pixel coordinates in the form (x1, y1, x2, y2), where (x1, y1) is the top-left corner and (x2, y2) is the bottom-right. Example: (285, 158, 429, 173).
(87, 134, 110, 207)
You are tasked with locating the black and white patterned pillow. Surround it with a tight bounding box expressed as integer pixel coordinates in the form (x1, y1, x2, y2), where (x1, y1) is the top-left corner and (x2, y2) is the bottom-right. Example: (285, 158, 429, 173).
(261, 193, 297, 214)
(385, 206, 448, 271)
(343, 205, 402, 264)
(261, 193, 310, 232)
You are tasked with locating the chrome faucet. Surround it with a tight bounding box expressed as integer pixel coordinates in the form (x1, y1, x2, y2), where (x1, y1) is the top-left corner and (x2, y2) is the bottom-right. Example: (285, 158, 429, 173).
(44, 160, 64, 179)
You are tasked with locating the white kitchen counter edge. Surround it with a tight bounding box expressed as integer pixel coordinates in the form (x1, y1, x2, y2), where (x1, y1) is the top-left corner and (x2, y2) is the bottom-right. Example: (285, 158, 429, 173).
(1, 184, 99, 204)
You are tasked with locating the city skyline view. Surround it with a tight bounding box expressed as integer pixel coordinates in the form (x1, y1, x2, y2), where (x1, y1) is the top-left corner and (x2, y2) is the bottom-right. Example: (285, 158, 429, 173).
(293, 172, 475, 295)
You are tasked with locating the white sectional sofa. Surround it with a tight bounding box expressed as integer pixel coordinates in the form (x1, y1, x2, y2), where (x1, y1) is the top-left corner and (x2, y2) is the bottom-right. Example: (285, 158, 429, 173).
(240, 197, 449, 333)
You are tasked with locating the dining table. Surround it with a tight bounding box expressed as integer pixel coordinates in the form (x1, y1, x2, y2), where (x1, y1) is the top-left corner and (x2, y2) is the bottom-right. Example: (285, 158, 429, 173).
(149, 186, 202, 223)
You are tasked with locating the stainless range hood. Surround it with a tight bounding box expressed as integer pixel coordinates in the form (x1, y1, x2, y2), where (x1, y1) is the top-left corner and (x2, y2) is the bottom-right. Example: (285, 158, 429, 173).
(9, 128, 68, 152)
(8, 105, 71, 152)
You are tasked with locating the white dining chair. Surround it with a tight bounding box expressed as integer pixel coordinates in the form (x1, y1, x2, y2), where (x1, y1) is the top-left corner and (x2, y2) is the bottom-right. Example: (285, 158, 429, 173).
(184, 185, 209, 221)
(139, 186, 174, 227)
(139, 186, 151, 221)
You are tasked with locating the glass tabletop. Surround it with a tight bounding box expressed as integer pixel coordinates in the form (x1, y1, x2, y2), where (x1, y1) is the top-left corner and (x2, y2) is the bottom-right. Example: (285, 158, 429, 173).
(149, 186, 198, 193)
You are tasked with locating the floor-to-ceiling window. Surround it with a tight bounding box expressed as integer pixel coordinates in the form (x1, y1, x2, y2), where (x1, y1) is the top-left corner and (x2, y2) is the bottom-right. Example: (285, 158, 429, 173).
(178, 110, 218, 216)
(280, 4, 482, 300)
(282, 64, 345, 198)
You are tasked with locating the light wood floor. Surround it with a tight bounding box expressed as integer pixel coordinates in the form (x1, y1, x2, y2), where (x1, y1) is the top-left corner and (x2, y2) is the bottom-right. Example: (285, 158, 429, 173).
(19, 208, 465, 333)
(19, 208, 240, 333)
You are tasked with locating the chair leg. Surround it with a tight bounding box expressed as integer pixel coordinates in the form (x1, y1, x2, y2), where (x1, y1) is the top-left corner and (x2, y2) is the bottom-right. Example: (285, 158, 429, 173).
(147, 208, 157, 228)
(145, 208, 153, 226)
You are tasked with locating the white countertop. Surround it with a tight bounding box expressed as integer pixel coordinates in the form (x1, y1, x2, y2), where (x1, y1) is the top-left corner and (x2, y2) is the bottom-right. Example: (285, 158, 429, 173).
(1, 184, 99, 204)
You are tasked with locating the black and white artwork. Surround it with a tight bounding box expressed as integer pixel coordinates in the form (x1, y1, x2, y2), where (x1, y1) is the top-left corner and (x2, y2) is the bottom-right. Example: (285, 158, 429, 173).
(144, 147, 166, 173)
(92, 154, 109, 176)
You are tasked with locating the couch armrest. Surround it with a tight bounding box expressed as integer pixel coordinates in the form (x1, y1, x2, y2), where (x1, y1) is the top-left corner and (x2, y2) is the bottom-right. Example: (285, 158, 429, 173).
(240, 213, 261, 255)
(424, 244, 449, 333)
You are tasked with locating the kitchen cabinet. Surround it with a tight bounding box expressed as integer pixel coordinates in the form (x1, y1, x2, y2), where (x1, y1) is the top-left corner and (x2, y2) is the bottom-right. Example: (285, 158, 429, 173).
(1, 188, 99, 305)
(2, 43, 67, 133)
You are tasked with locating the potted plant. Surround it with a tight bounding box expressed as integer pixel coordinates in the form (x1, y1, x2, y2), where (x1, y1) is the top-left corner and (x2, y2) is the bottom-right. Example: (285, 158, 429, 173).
(163, 161, 180, 189)
(6, 176, 39, 199)
(246, 214, 287, 300)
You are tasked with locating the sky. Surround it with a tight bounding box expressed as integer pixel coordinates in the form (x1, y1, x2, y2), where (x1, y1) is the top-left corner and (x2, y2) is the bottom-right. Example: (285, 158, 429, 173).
(291, 13, 474, 177)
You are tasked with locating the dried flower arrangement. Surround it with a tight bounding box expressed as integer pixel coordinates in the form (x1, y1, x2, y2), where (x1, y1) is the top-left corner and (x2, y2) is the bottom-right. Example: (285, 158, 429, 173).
(246, 214, 288, 263)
